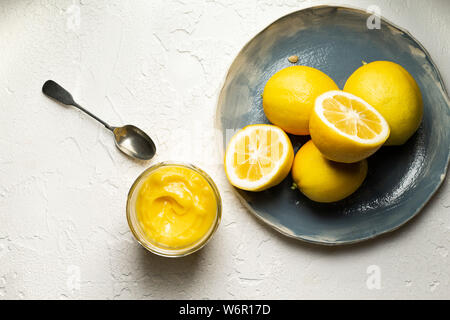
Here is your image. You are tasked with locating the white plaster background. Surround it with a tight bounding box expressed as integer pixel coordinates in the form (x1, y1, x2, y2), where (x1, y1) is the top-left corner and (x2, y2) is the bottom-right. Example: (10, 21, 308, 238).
(0, 0, 449, 299)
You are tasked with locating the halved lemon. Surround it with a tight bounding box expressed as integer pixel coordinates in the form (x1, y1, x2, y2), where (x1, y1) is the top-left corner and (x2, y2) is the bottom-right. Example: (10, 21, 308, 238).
(309, 90, 390, 163)
(224, 124, 294, 191)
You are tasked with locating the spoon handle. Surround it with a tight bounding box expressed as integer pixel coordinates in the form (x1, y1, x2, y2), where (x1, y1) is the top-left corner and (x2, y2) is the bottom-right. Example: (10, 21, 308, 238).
(71, 101, 114, 131)
(42, 80, 114, 131)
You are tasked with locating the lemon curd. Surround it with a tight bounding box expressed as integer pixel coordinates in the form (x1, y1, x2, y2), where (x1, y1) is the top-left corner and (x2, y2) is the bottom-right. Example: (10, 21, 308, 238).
(127, 163, 221, 256)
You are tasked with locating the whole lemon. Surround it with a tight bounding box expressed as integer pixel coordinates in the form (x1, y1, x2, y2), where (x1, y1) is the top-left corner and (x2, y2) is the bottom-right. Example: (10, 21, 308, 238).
(344, 61, 423, 145)
(291, 140, 368, 203)
(263, 66, 338, 135)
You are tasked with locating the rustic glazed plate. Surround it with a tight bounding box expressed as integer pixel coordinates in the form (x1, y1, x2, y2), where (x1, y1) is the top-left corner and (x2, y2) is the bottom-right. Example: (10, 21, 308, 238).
(215, 6, 450, 245)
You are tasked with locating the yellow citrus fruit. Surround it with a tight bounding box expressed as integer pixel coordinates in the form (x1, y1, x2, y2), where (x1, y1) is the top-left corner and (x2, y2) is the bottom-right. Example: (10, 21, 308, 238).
(292, 140, 368, 203)
(309, 90, 390, 163)
(344, 61, 423, 145)
(263, 66, 339, 135)
(224, 124, 294, 191)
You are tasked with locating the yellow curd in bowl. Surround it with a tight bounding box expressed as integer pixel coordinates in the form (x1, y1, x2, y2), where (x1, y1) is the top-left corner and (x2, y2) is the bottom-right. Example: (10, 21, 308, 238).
(127, 162, 221, 257)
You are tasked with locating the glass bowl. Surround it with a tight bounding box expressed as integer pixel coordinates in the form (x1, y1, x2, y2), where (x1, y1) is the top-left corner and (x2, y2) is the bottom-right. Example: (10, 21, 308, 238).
(126, 162, 222, 257)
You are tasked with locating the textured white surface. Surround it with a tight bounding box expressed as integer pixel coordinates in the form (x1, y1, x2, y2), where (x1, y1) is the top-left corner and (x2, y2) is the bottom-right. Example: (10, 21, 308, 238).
(0, 0, 449, 299)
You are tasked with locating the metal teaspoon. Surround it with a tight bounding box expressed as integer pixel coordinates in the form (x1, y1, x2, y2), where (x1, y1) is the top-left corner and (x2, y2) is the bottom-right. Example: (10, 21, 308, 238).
(42, 80, 156, 161)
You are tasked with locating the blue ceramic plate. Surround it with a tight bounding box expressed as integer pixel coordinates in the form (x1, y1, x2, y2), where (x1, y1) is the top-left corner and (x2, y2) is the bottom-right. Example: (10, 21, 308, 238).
(216, 6, 450, 245)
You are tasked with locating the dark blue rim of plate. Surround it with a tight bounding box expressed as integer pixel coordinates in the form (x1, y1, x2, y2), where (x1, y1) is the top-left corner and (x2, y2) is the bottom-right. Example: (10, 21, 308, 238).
(215, 5, 450, 245)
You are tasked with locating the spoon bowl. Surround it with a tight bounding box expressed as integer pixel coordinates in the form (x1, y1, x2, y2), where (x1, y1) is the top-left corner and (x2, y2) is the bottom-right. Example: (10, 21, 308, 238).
(42, 80, 156, 161)
(113, 125, 156, 160)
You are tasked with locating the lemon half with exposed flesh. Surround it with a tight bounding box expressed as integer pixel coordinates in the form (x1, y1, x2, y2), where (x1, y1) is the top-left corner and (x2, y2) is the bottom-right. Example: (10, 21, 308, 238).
(309, 90, 390, 163)
(224, 124, 294, 191)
